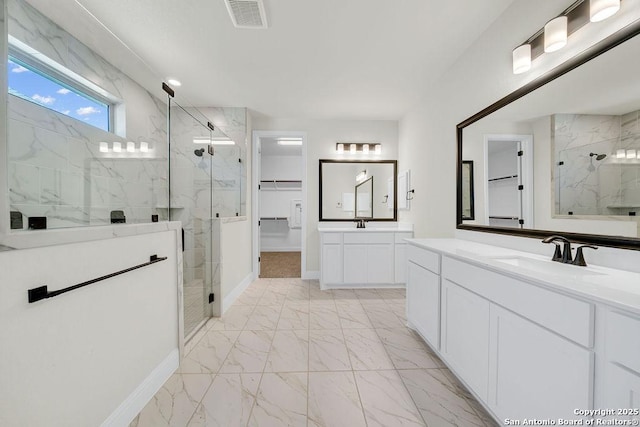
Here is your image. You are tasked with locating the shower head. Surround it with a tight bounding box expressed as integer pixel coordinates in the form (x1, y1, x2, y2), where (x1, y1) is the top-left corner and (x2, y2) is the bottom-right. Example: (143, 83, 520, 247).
(194, 148, 205, 157)
(589, 152, 607, 161)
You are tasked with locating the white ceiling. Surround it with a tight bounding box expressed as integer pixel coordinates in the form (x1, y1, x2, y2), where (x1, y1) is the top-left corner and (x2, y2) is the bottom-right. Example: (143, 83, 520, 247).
(26, 0, 515, 120)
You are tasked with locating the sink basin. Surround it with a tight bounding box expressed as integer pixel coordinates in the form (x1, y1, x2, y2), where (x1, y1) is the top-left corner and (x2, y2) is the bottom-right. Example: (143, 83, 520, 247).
(487, 256, 604, 276)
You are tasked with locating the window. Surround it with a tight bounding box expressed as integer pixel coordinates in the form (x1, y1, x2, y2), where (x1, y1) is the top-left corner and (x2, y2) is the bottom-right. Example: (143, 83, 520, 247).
(7, 56, 111, 132)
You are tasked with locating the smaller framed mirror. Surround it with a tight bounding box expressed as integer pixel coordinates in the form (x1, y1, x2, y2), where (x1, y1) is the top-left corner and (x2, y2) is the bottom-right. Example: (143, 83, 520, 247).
(319, 159, 397, 221)
(461, 161, 475, 220)
(355, 176, 374, 219)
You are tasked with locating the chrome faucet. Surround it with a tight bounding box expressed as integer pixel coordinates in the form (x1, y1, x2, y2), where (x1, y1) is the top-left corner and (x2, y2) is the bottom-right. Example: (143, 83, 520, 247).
(542, 235, 573, 263)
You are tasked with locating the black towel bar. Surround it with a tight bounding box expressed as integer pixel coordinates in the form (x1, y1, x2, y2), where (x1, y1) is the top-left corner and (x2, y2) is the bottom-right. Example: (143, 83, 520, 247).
(27, 255, 167, 303)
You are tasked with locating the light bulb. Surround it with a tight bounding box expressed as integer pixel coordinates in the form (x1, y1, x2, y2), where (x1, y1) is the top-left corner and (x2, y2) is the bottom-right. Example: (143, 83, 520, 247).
(127, 142, 135, 152)
(350, 144, 356, 154)
(544, 16, 568, 53)
(627, 149, 637, 159)
(513, 44, 532, 74)
(590, 0, 620, 22)
(336, 143, 344, 154)
(112, 141, 122, 153)
(374, 144, 382, 155)
(99, 142, 108, 153)
(140, 142, 149, 152)
(363, 144, 369, 154)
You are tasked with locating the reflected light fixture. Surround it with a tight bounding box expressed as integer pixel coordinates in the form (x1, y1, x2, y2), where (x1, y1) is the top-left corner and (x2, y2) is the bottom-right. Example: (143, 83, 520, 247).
(362, 144, 370, 154)
(112, 141, 122, 153)
(355, 170, 367, 183)
(616, 149, 626, 159)
(277, 138, 302, 146)
(512, 44, 532, 74)
(140, 141, 149, 152)
(590, 0, 620, 22)
(350, 144, 357, 154)
(167, 78, 181, 87)
(374, 144, 382, 155)
(99, 142, 108, 153)
(336, 143, 344, 154)
(627, 149, 637, 159)
(544, 16, 568, 53)
(212, 137, 235, 145)
(193, 137, 210, 144)
(127, 141, 135, 152)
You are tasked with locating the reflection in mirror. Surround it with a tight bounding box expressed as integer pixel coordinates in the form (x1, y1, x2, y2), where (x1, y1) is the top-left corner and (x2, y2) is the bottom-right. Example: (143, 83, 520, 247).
(355, 176, 374, 219)
(461, 161, 474, 220)
(459, 27, 640, 241)
(319, 160, 397, 221)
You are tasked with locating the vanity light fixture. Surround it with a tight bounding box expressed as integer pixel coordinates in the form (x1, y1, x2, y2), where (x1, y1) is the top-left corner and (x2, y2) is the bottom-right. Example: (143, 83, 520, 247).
(512, 0, 621, 75)
(112, 141, 122, 153)
(544, 16, 568, 53)
(512, 44, 532, 74)
(336, 142, 382, 154)
(140, 141, 149, 152)
(350, 144, 357, 154)
(336, 143, 345, 154)
(99, 142, 109, 153)
(616, 149, 626, 159)
(627, 149, 637, 159)
(374, 144, 382, 155)
(126, 141, 135, 152)
(590, 0, 620, 22)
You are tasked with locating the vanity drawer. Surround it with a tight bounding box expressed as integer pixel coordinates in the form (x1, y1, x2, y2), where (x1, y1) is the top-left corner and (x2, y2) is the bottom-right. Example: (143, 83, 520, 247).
(442, 256, 594, 347)
(395, 232, 414, 243)
(343, 232, 393, 244)
(322, 233, 343, 244)
(606, 310, 640, 373)
(407, 245, 440, 274)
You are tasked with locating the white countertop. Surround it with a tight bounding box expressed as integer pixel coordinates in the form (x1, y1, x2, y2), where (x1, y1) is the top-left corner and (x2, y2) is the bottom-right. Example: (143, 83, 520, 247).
(318, 224, 413, 233)
(407, 238, 640, 314)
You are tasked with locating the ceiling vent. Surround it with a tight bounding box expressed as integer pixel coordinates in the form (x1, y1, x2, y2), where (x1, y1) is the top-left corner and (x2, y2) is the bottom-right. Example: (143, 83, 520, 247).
(224, 0, 268, 29)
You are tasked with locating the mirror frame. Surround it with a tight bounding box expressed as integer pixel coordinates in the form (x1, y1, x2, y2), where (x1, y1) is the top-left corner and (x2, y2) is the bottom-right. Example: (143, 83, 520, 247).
(461, 161, 475, 220)
(319, 159, 398, 222)
(456, 21, 640, 251)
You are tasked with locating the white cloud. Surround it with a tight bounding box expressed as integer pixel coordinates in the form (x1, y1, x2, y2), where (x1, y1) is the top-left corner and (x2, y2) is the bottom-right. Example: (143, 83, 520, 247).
(57, 88, 71, 95)
(62, 110, 71, 115)
(32, 94, 55, 105)
(11, 65, 29, 73)
(76, 106, 100, 115)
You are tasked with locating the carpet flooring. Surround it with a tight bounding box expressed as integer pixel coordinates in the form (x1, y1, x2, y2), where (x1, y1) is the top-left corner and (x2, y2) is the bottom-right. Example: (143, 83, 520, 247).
(260, 251, 301, 278)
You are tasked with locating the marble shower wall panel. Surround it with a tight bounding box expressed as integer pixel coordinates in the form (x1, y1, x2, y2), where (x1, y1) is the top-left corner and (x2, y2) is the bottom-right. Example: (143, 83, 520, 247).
(7, 0, 168, 229)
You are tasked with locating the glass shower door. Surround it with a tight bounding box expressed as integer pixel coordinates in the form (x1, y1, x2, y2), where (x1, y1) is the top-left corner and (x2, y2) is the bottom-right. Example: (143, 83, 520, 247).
(169, 99, 214, 338)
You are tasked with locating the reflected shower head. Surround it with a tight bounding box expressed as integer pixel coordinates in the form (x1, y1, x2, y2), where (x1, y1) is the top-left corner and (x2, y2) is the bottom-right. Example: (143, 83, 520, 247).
(589, 152, 607, 161)
(194, 148, 205, 157)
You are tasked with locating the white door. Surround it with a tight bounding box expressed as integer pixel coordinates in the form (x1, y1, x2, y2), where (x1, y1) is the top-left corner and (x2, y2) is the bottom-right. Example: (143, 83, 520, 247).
(367, 244, 394, 283)
(407, 262, 440, 349)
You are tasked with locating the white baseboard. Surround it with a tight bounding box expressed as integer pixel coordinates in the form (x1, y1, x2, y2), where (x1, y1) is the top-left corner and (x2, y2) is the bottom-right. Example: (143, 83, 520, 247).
(222, 273, 253, 313)
(302, 270, 320, 280)
(101, 348, 179, 427)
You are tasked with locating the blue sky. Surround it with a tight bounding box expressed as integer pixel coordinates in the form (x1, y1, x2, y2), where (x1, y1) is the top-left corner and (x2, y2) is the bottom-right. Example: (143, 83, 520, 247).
(7, 58, 109, 132)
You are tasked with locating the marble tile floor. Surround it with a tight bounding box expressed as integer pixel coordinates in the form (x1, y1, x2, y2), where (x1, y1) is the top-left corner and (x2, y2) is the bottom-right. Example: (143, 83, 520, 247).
(131, 278, 498, 427)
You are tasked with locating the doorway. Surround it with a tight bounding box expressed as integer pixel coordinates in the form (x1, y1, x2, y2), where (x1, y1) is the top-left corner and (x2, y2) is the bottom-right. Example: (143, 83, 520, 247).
(484, 134, 533, 229)
(252, 131, 306, 279)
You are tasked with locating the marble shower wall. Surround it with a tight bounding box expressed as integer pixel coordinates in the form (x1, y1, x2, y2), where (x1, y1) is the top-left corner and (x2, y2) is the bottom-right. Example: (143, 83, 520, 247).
(553, 112, 640, 217)
(7, 0, 168, 229)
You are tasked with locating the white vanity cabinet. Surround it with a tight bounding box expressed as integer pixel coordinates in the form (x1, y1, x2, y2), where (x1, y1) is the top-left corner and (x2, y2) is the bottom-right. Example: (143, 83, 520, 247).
(406, 240, 604, 423)
(601, 310, 640, 411)
(319, 228, 413, 289)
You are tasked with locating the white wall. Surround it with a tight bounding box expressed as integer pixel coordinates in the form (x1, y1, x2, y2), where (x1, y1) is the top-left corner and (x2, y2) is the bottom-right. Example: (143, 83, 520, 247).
(220, 217, 252, 302)
(0, 227, 180, 426)
(252, 117, 399, 273)
(399, 0, 640, 240)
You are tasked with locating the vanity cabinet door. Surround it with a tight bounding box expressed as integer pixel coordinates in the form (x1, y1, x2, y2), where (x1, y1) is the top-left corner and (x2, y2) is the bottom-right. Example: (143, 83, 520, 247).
(441, 279, 490, 401)
(343, 244, 368, 283)
(407, 261, 440, 349)
(367, 244, 394, 283)
(488, 305, 592, 421)
(395, 244, 407, 284)
(601, 363, 640, 413)
(322, 244, 343, 284)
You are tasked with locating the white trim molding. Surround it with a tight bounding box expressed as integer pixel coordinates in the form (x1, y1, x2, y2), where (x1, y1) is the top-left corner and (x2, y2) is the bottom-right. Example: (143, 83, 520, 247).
(222, 273, 253, 313)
